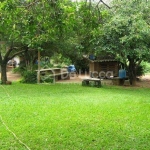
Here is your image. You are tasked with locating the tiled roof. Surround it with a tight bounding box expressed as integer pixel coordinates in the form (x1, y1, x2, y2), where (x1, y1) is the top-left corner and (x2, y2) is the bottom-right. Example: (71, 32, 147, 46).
(90, 59, 117, 62)
(89, 55, 117, 62)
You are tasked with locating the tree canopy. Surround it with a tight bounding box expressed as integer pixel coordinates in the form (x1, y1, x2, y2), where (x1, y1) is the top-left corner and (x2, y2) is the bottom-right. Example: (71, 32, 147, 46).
(0, 0, 150, 85)
(99, 0, 150, 84)
(0, 0, 77, 83)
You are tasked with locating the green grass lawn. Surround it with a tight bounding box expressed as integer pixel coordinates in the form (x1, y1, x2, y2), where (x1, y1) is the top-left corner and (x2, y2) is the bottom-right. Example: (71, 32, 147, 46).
(0, 83, 150, 150)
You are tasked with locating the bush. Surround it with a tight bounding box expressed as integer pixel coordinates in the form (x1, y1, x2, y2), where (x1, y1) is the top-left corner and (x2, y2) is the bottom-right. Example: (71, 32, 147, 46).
(136, 62, 150, 76)
(136, 64, 145, 76)
(21, 70, 37, 83)
(40, 75, 54, 83)
(13, 64, 38, 83)
(144, 62, 150, 73)
(13, 66, 25, 76)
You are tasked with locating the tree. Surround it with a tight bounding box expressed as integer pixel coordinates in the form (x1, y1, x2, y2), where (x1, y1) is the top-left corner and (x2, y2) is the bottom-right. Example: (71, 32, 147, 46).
(0, 0, 71, 84)
(60, 0, 109, 64)
(99, 0, 150, 85)
(0, 0, 114, 84)
(0, 0, 27, 84)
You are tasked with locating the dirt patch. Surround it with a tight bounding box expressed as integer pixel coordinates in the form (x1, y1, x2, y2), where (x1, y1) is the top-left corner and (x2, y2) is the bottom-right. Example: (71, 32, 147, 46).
(0, 71, 21, 82)
(58, 74, 150, 88)
(136, 75, 150, 88)
(1, 71, 150, 88)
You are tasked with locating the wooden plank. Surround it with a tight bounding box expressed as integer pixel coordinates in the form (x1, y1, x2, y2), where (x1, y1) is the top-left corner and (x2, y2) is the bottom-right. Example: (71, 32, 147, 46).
(82, 78, 101, 87)
(36, 68, 70, 83)
(36, 68, 61, 71)
(83, 78, 101, 81)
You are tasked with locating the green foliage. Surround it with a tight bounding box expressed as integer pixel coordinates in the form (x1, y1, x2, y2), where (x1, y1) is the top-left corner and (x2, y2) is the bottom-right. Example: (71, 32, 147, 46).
(137, 62, 150, 75)
(75, 58, 89, 73)
(51, 53, 71, 67)
(144, 62, 150, 73)
(136, 63, 146, 76)
(73, 1, 106, 53)
(13, 66, 25, 76)
(0, 0, 109, 84)
(20, 70, 37, 83)
(0, 0, 77, 83)
(13, 63, 38, 83)
(99, 0, 150, 83)
(40, 75, 54, 83)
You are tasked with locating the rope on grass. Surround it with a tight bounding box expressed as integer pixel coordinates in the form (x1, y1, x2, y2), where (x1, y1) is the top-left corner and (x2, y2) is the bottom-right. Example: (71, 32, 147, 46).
(0, 115, 31, 150)
(0, 84, 10, 98)
(0, 85, 31, 150)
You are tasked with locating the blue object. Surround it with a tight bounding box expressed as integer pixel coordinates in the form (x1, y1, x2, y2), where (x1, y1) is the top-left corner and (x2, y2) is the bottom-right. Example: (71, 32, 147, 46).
(89, 55, 95, 60)
(68, 65, 76, 73)
(119, 69, 126, 78)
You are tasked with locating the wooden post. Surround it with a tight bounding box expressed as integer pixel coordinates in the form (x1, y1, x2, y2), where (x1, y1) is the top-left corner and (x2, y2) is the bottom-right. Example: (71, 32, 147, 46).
(37, 50, 41, 83)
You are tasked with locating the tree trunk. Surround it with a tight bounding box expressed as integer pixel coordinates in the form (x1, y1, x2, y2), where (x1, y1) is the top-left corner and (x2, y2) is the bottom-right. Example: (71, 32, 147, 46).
(1, 63, 7, 84)
(128, 59, 136, 86)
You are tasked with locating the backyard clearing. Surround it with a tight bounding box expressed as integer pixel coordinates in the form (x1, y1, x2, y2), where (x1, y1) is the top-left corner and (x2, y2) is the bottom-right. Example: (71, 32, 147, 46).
(1, 71, 150, 88)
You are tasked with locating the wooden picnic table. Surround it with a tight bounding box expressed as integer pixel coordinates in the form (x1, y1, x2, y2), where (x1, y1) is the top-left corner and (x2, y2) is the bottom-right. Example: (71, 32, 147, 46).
(36, 68, 70, 83)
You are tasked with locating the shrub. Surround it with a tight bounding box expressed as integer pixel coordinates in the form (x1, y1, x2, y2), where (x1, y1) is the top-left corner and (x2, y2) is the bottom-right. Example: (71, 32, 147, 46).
(13, 66, 25, 76)
(136, 64, 145, 76)
(136, 62, 150, 76)
(20, 70, 37, 83)
(13, 64, 38, 83)
(40, 76, 54, 83)
(144, 62, 150, 73)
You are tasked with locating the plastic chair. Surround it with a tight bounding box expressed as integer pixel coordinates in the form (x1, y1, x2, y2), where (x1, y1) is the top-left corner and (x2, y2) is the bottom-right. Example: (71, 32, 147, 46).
(67, 65, 78, 76)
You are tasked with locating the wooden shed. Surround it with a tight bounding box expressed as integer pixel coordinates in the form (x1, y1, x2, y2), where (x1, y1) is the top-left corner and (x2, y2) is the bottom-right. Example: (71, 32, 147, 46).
(89, 57, 120, 78)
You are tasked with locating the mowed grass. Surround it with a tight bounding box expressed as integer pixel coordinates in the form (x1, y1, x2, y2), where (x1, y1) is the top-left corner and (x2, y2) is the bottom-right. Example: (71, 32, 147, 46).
(0, 83, 150, 150)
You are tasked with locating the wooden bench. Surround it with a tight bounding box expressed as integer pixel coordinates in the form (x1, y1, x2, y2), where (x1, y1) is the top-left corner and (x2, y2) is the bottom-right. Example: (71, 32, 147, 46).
(82, 78, 101, 88)
(36, 68, 70, 83)
(111, 77, 128, 85)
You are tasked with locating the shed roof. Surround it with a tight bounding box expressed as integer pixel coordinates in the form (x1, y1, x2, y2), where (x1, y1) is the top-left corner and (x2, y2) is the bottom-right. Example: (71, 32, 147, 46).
(88, 55, 118, 62)
(90, 59, 117, 62)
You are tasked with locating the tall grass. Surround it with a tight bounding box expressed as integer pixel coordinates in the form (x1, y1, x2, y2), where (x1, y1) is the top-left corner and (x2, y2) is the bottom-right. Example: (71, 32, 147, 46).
(0, 83, 150, 150)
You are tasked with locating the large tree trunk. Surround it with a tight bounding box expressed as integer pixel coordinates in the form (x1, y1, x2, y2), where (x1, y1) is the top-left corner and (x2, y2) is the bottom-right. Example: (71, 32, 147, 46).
(128, 59, 136, 86)
(1, 63, 7, 84)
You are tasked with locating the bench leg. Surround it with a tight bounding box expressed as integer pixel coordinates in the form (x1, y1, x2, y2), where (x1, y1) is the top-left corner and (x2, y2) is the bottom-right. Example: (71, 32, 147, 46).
(94, 81, 101, 88)
(82, 80, 86, 86)
(82, 80, 101, 87)
(82, 80, 89, 86)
